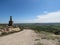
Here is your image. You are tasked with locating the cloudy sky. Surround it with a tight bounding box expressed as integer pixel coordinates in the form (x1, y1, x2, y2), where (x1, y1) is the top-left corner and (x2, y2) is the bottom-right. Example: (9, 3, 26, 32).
(0, 0, 60, 23)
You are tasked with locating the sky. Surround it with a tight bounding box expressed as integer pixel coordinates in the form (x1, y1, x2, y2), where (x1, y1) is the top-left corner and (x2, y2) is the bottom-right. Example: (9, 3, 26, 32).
(0, 0, 60, 23)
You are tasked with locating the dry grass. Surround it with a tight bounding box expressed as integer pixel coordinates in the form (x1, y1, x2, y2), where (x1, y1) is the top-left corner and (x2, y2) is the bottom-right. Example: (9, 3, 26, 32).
(35, 42, 44, 45)
(34, 31, 60, 45)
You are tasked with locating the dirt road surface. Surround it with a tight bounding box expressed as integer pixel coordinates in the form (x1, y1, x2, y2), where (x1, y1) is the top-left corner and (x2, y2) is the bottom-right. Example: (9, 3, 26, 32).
(0, 29, 35, 45)
(0, 29, 59, 45)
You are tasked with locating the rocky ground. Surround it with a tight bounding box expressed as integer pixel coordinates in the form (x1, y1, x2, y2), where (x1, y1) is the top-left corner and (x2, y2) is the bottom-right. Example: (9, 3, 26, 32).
(34, 31, 60, 45)
(0, 29, 60, 45)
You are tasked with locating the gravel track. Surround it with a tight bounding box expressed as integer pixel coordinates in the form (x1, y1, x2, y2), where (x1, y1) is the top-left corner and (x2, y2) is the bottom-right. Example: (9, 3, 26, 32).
(0, 29, 35, 45)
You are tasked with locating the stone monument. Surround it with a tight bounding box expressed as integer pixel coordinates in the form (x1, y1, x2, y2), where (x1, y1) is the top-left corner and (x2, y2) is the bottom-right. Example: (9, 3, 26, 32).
(8, 16, 13, 26)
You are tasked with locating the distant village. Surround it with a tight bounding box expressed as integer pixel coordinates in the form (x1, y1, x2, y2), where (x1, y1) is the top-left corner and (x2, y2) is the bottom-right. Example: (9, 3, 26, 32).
(0, 16, 20, 35)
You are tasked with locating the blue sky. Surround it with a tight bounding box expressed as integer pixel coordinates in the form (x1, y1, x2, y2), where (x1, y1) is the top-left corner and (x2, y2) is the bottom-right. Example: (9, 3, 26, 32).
(0, 0, 60, 23)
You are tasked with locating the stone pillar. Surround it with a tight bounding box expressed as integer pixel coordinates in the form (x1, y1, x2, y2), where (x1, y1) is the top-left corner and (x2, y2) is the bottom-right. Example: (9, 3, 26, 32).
(8, 16, 13, 26)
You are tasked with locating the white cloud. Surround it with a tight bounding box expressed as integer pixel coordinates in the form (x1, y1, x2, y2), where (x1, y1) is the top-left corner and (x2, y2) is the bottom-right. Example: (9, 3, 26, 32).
(33, 11, 60, 23)
(15, 11, 60, 23)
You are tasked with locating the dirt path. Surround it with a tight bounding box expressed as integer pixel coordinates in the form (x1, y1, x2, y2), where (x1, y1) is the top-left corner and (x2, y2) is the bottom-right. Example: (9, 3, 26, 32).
(0, 29, 35, 45)
(0, 29, 59, 45)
